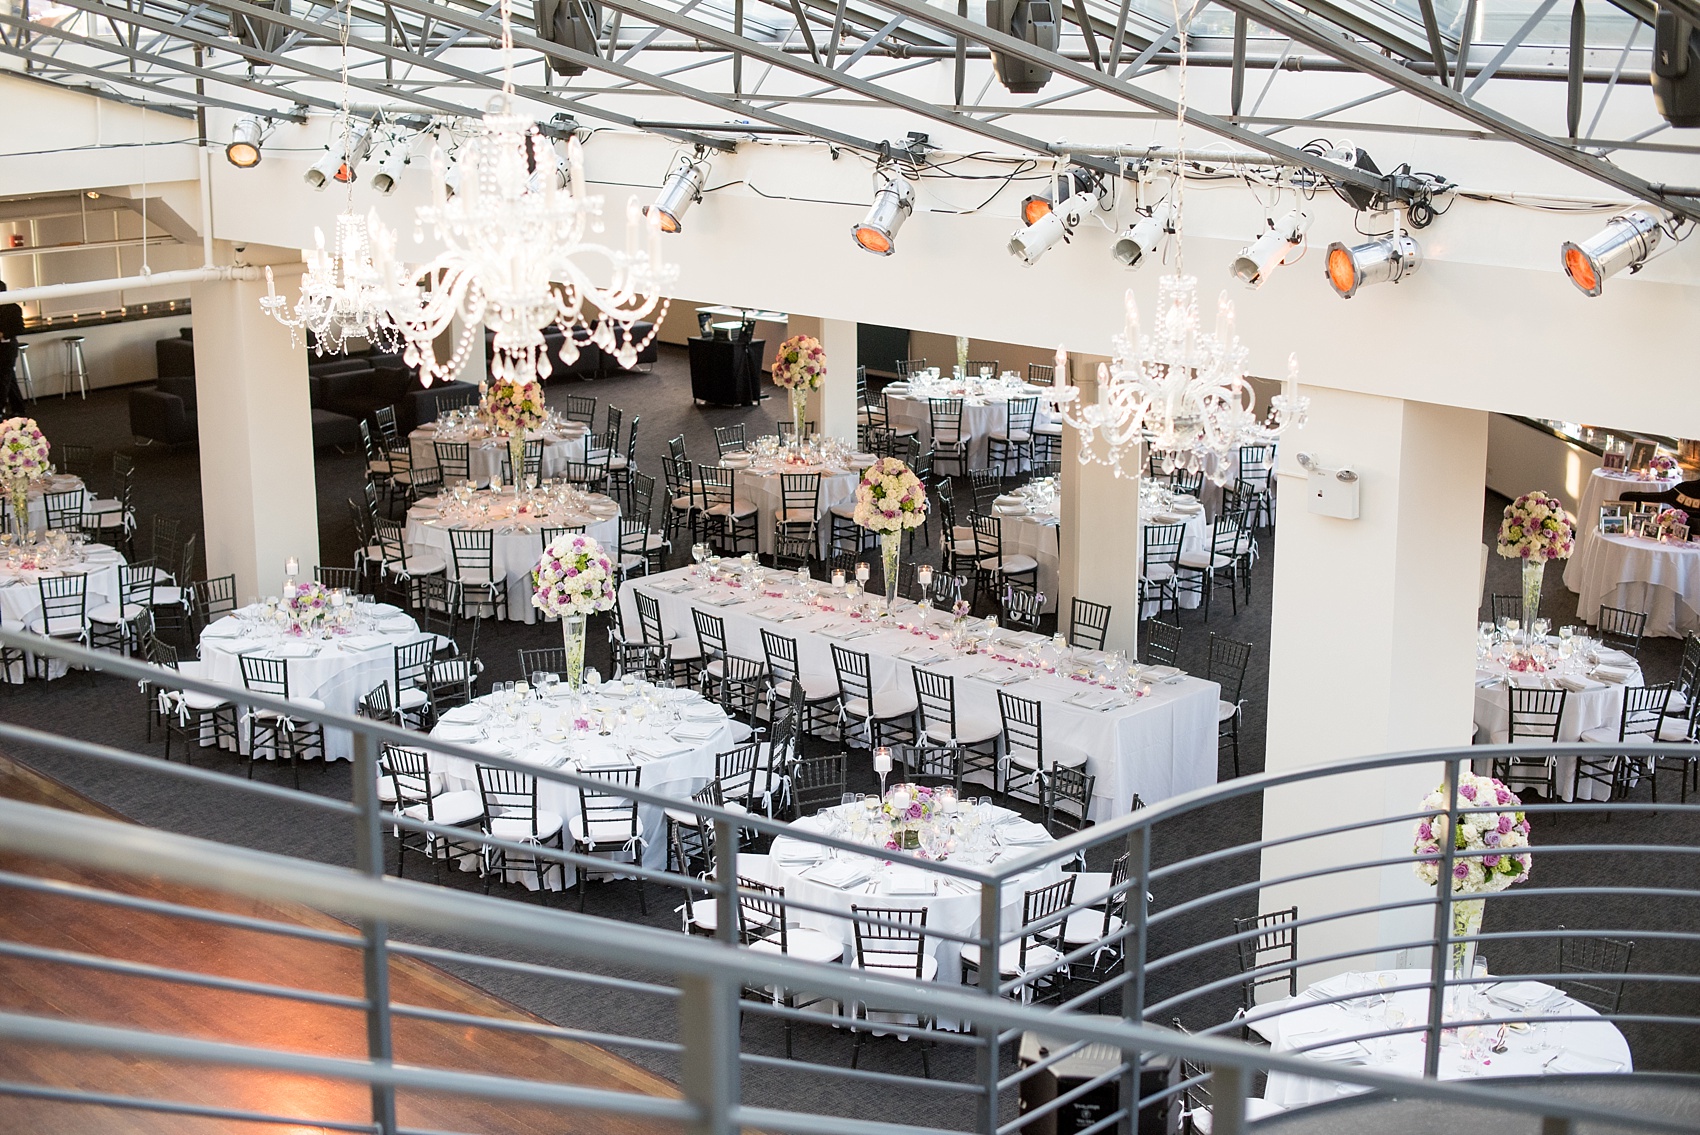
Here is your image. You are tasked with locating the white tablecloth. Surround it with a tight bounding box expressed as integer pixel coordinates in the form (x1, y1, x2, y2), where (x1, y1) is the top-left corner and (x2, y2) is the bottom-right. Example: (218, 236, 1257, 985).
(883, 388, 1055, 473)
(1471, 650, 1644, 801)
(1571, 529, 1700, 639)
(1254, 969, 1631, 1109)
(11, 473, 87, 533)
(620, 567, 1220, 821)
(409, 423, 591, 487)
(1562, 467, 1681, 592)
(769, 804, 1064, 984)
(427, 685, 739, 886)
(197, 604, 426, 761)
(0, 542, 123, 682)
(406, 490, 622, 623)
(722, 459, 862, 557)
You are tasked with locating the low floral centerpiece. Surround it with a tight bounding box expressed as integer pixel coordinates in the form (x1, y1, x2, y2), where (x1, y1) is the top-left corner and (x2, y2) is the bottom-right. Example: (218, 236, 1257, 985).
(853, 457, 929, 610)
(1496, 491, 1574, 637)
(485, 377, 547, 485)
(1651, 506, 1688, 542)
(1649, 452, 1679, 478)
(882, 782, 939, 851)
(1412, 771, 1531, 980)
(0, 417, 50, 533)
(772, 334, 826, 451)
(532, 531, 616, 689)
(281, 580, 333, 634)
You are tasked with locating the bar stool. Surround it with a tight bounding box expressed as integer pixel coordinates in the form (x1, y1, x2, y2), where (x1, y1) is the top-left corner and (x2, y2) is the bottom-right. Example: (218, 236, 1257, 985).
(15, 341, 34, 402)
(60, 336, 88, 400)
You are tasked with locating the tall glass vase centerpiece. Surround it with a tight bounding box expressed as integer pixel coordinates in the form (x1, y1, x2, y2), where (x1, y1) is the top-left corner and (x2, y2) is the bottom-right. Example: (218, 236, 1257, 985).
(1495, 492, 1575, 637)
(531, 531, 616, 690)
(485, 377, 547, 490)
(852, 457, 929, 611)
(0, 417, 50, 534)
(1413, 771, 1532, 989)
(772, 334, 826, 456)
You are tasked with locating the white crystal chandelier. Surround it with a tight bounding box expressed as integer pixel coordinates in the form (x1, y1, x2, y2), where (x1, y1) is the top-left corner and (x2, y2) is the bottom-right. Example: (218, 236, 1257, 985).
(1049, 0, 1305, 478)
(259, 1, 399, 355)
(373, 0, 675, 386)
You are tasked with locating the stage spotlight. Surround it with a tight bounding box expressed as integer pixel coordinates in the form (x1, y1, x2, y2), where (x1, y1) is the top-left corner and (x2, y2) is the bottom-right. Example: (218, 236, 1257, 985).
(225, 117, 266, 168)
(850, 168, 914, 256)
(1561, 209, 1664, 296)
(371, 138, 412, 195)
(1111, 205, 1173, 269)
(646, 153, 711, 233)
(304, 119, 373, 189)
(1231, 209, 1310, 288)
(1324, 232, 1420, 298)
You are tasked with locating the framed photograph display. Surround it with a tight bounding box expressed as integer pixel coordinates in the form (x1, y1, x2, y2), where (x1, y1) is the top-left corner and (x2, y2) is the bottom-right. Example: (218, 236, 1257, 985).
(1675, 523, 1691, 543)
(1628, 437, 1658, 473)
(1602, 514, 1628, 536)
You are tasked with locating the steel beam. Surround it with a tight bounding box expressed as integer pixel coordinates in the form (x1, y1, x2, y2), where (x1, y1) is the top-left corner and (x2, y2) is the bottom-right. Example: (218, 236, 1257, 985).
(1414, 0, 1450, 86)
(1208, 0, 1700, 217)
(1461, 0, 1559, 96)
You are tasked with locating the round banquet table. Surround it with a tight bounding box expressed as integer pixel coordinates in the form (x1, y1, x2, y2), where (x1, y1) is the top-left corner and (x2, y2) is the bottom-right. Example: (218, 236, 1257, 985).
(1138, 498, 1209, 617)
(405, 488, 621, 623)
(1571, 528, 1700, 639)
(719, 454, 865, 558)
(0, 540, 123, 682)
(994, 493, 1208, 617)
(409, 421, 592, 487)
(1252, 968, 1631, 1109)
(882, 382, 1056, 473)
(767, 801, 1065, 989)
(426, 681, 741, 887)
(1563, 466, 1681, 593)
(197, 602, 428, 762)
(1471, 648, 1644, 802)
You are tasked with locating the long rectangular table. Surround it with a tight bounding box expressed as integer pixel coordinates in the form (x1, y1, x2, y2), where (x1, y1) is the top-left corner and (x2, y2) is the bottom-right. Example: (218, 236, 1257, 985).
(620, 566, 1220, 821)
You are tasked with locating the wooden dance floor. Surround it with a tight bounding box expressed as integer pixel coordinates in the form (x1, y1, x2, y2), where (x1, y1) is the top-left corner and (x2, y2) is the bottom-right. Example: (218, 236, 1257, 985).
(0, 752, 683, 1135)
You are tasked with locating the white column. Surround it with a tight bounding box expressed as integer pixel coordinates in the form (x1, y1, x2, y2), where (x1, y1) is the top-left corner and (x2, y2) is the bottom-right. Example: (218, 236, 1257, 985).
(1260, 387, 1488, 985)
(1056, 356, 1140, 656)
(190, 243, 319, 601)
(786, 314, 858, 442)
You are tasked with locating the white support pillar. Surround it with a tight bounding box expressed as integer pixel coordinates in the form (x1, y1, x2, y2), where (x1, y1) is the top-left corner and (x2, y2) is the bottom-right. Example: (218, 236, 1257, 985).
(786, 315, 858, 442)
(1260, 387, 1489, 984)
(1056, 357, 1140, 656)
(190, 242, 320, 601)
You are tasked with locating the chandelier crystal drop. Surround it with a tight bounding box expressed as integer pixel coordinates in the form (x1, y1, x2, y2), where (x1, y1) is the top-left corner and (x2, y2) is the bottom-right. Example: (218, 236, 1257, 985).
(1052, 277, 1304, 482)
(261, 210, 401, 356)
(374, 102, 676, 387)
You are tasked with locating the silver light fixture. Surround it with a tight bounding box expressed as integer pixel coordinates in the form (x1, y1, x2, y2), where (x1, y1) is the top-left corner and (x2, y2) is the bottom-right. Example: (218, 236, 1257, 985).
(1111, 202, 1174, 268)
(1561, 210, 1664, 296)
(304, 118, 372, 189)
(1325, 230, 1421, 298)
(647, 152, 711, 234)
(225, 117, 267, 168)
(1231, 209, 1311, 288)
(851, 167, 914, 256)
(371, 136, 413, 195)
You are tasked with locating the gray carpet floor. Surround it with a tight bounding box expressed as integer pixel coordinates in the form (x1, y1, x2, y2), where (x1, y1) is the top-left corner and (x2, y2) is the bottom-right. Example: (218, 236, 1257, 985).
(1, 353, 1695, 1130)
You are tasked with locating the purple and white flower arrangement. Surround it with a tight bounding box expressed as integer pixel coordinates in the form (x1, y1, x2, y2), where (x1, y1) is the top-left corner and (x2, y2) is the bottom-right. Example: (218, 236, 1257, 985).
(1412, 771, 1532, 895)
(1496, 491, 1574, 563)
(531, 532, 616, 618)
(853, 457, 928, 535)
(771, 334, 827, 391)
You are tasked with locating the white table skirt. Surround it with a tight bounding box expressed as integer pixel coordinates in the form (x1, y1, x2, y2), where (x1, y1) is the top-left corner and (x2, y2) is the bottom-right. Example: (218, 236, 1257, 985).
(883, 394, 1055, 474)
(1572, 530, 1700, 639)
(427, 689, 738, 886)
(1563, 467, 1680, 592)
(1139, 506, 1210, 618)
(197, 606, 428, 762)
(1255, 969, 1631, 1109)
(409, 425, 591, 487)
(0, 544, 123, 682)
(1471, 655, 1644, 802)
(769, 806, 1064, 988)
(406, 499, 622, 623)
(733, 465, 862, 557)
(620, 568, 1220, 822)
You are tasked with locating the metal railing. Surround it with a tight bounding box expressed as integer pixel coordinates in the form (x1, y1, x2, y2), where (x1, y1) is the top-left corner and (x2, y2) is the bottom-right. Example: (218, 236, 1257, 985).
(1, 626, 1698, 1135)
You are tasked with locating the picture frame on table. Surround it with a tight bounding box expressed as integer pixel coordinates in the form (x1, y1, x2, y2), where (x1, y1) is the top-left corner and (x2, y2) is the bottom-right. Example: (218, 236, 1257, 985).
(1602, 514, 1628, 536)
(1630, 515, 1654, 538)
(1599, 503, 1627, 532)
(1603, 449, 1627, 471)
(1627, 437, 1658, 473)
(1675, 523, 1691, 543)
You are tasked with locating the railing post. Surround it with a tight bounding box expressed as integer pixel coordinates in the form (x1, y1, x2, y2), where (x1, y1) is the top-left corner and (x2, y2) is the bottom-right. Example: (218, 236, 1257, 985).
(351, 727, 397, 1135)
(1120, 825, 1150, 1135)
(678, 970, 741, 1135)
(712, 818, 738, 944)
(1210, 1064, 1247, 1135)
(976, 878, 1002, 1135)
(1424, 757, 1463, 1078)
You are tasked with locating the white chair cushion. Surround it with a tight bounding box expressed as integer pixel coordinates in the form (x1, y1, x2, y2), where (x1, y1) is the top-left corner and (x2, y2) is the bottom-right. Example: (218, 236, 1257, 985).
(925, 717, 1002, 746)
(1578, 724, 1621, 744)
(681, 901, 718, 933)
(1033, 422, 1063, 436)
(958, 940, 1060, 976)
(388, 549, 448, 576)
(167, 689, 230, 712)
(1656, 719, 1690, 742)
(750, 927, 845, 965)
(829, 503, 859, 519)
(776, 508, 816, 524)
(26, 616, 86, 635)
(843, 689, 918, 720)
(990, 431, 1031, 443)
(88, 602, 145, 624)
(151, 586, 186, 606)
(706, 501, 757, 519)
(491, 811, 565, 842)
(1062, 910, 1125, 946)
(1068, 870, 1115, 909)
(776, 673, 839, 702)
(397, 686, 430, 710)
(403, 789, 484, 827)
(1178, 550, 1232, 570)
(1143, 564, 1175, 582)
(668, 637, 704, 661)
(857, 954, 940, 982)
(952, 538, 977, 558)
(1218, 700, 1238, 723)
(568, 815, 637, 847)
(378, 770, 445, 803)
(985, 554, 1038, 575)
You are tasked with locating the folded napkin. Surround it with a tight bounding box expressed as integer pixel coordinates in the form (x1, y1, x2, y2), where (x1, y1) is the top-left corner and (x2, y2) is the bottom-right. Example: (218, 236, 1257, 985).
(1488, 981, 1563, 1012)
(439, 704, 488, 723)
(994, 494, 1024, 507)
(898, 647, 947, 665)
(820, 626, 873, 641)
(1302, 1039, 1371, 1064)
(579, 752, 635, 770)
(673, 722, 724, 741)
(681, 705, 727, 722)
(271, 642, 318, 659)
(775, 844, 826, 867)
(466, 739, 510, 758)
(631, 739, 693, 761)
(1545, 1051, 1623, 1075)
(807, 860, 871, 890)
(1142, 665, 1183, 682)
(1171, 499, 1204, 513)
(994, 504, 1029, 516)
(1595, 647, 1635, 666)
(201, 620, 245, 639)
(1592, 664, 1633, 684)
(999, 822, 1051, 846)
(433, 723, 483, 743)
(1555, 674, 1603, 692)
(647, 580, 694, 594)
(974, 666, 1026, 686)
(1066, 689, 1119, 711)
(699, 593, 745, 607)
(850, 454, 878, 468)
(882, 867, 937, 895)
(338, 634, 392, 652)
